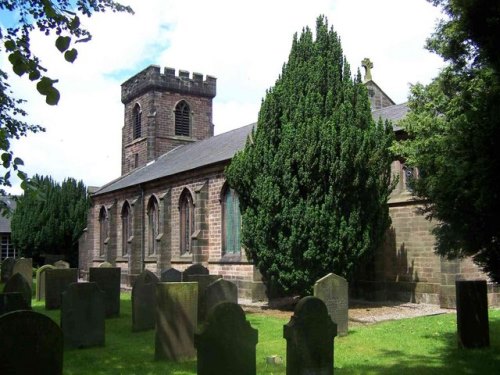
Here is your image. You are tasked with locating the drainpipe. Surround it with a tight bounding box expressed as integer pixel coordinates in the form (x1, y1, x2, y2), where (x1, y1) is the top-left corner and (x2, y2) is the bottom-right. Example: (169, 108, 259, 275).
(140, 184, 145, 272)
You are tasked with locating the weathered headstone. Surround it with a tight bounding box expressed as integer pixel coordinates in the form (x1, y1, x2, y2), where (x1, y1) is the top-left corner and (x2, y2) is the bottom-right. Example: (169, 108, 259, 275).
(155, 282, 198, 361)
(3, 273, 32, 307)
(199, 278, 238, 323)
(0, 310, 63, 374)
(132, 269, 159, 332)
(13, 258, 33, 289)
(195, 302, 258, 375)
(35, 264, 56, 301)
(283, 296, 337, 375)
(99, 261, 113, 268)
(314, 273, 349, 336)
(160, 267, 183, 282)
(187, 274, 221, 321)
(89, 267, 121, 318)
(0, 257, 15, 283)
(61, 282, 105, 348)
(54, 260, 70, 269)
(456, 280, 490, 348)
(45, 268, 78, 310)
(182, 263, 209, 280)
(0, 292, 31, 315)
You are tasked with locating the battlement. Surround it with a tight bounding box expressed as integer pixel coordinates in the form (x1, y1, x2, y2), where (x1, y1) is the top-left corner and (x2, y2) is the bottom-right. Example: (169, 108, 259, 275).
(121, 65, 217, 104)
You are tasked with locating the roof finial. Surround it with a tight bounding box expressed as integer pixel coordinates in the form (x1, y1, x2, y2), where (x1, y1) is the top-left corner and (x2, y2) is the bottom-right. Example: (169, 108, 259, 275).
(361, 58, 373, 82)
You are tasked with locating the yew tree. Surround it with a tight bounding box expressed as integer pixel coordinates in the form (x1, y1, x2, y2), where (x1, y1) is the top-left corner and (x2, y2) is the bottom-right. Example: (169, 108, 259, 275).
(226, 16, 394, 296)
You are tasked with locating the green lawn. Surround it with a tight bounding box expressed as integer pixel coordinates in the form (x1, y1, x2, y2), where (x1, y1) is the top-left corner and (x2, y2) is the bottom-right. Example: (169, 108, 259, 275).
(24, 293, 500, 374)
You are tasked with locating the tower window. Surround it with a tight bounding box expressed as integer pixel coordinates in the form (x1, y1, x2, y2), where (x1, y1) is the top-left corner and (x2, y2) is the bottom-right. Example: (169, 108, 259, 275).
(175, 100, 190, 136)
(133, 103, 142, 139)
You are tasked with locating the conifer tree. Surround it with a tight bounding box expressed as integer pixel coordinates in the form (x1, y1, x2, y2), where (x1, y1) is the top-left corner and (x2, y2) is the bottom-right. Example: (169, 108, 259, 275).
(11, 175, 89, 266)
(226, 16, 394, 296)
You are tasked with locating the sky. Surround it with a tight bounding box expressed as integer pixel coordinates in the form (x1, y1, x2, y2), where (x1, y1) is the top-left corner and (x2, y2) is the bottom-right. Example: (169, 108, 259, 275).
(1, 0, 446, 194)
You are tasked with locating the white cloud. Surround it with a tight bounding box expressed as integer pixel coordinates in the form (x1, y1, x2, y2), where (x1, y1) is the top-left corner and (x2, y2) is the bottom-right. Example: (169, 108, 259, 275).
(3, 0, 446, 195)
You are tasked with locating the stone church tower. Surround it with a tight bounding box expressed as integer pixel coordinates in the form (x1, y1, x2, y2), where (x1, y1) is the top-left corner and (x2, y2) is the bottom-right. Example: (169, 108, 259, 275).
(120, 65, 217, 175)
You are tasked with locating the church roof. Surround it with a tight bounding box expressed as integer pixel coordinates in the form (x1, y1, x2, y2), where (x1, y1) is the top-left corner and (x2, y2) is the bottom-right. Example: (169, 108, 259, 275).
(372, 102, 409, 131)
(94, 123, 255, 196)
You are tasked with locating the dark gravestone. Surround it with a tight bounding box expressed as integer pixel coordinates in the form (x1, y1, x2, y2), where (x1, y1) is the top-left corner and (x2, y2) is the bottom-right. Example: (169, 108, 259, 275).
(54, 260, 70, 269)
(61, 282, 105, 348)
(45, 268, 78, 310)
(187, 274, 221, 321)
(199, 279, 238, 323)
(155, 282, 198, 361)
(13, 258, 33, 290)
(35, 264, 56, 301)
(3, 273, 32, 307)
(89, 267, 121, 318)
(1, 257, 15, 283)
(0, 292, 31, 315)
(456, 280, 490, 348)
(0, 310, 63, 375)
(195, 302, 258, 375)
(132, 270, 159, 332)
(314, 273, 349, 336)
(161, 267, 183, 282)
(182, 263, 209, 280)
(284, 296, 337, 375)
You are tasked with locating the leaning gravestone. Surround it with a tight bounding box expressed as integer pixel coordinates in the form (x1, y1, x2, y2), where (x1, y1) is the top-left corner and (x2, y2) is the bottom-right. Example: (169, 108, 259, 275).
(195, 302, 258, 375)
(45, 268, 78, 310)
(182, 263, 209, 280)
(314, 273, 349, 336)
(155, 282, 198, 361)
(161, 267, 183, 282)
(0, 292, 31, 315)
(199, 279, 238, 323)
(89, 267, 121, 318)
(35, 264, 56, 301)
(54, 260, 70, 269)
(0, 310, 63, 374)
(284, 296, 337, 375)
(132, 270, 159, 332)
(3, 273, 32, 307)
(1, 257, 15, 283)
(99, 261, 113, 268)
(61, 282, 105, 348)
(13, 258, 33, 289)
(456, 280, 490, 348)
(187, 274, 221, 321)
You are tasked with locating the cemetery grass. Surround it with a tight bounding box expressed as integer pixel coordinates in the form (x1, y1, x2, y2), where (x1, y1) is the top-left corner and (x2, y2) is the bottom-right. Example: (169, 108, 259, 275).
(27, 292, 500, 375)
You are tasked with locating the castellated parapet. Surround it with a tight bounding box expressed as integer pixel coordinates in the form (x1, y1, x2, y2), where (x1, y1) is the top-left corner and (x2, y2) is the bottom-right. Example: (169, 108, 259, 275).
(121, 65, 217, 104)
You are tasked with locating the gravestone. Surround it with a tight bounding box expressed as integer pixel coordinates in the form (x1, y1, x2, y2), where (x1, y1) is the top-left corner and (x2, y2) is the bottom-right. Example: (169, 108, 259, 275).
(54, 260, 70, 269)
(61, 282, 105, 348)
(35, 264, 56, 301)
(283, 296, 337, 375)
(45, 268, 78, 310)
(161, 267, 183, 282)
(182, 263, 209, 280)
(314, 273, 349, 336)
(199, 279, 238, 323)
(195, 302, 258, 375)
(187, 274, 221, 321)
(99, 261, 113, 268)
(0, 292, 31, 315)
(132, 269, 159, 332)
(456, 280, 490, 348)
(3, 273, 32, 307)
(155, 282, 198, 361)
(0, 310, 63, 374)
(1, 257, 15, 283)
(13, 258, 33, 289)
(89, 267, 121, 318)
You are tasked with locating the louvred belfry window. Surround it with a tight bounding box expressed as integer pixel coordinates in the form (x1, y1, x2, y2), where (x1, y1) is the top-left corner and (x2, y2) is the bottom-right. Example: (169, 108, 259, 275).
(175, 100, 190, 136)
(133, 103, 142, 139)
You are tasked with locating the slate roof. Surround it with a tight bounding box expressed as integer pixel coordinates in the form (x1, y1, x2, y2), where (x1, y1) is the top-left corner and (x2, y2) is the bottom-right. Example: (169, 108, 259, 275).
(372, 102, 409, 131)
(94, 123, 255, 196)
(0, 197, 16, 233)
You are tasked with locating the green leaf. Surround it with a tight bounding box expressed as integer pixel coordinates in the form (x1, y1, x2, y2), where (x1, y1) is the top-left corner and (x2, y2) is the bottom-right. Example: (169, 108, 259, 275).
(1, 152, 12, 168)
(13, 157, 24, 166)
(69, 16, 80, 30)
(28, 70, 41, 81)
(37, 77, 54, 95)
(45, 87, 60, 105)
(4, 40, 16, 51)
(64, 49, 78, 63)
(55, 36, 71, 53)
(12, 62, 27, 77)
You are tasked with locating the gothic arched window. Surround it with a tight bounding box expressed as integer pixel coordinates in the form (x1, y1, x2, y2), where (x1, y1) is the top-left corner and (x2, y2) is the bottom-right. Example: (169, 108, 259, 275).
(133, 103, 142, 139)
(179, 189, 195, 254)
(121, 201, 131, 256)
(221, 186, 241, 255)
(99, 206, 109, 256)
(147, 196, 159, 255)
(175, 100, 190, 136)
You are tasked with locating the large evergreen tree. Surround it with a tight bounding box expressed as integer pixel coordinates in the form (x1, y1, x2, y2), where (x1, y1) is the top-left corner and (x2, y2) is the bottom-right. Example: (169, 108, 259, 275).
(11, 175, 89, 266)
(226, 16, 394, 296)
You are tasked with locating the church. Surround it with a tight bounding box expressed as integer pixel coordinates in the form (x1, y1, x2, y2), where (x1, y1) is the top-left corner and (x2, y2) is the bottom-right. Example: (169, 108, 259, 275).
(79, 63, 499, 308)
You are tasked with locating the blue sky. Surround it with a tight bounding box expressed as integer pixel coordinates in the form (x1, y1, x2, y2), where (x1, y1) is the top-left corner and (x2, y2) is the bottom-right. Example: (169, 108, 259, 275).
(1, 0, 445, 194)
